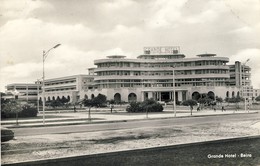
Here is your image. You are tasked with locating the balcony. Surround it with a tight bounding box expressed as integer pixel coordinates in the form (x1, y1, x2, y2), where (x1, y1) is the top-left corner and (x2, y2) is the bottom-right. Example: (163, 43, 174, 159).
(93, 65, 229, 73)
(94, 73, 230, 81)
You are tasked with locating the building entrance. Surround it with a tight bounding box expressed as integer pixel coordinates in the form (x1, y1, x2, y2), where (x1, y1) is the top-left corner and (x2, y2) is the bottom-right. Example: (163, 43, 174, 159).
(161, 92, 170, 101)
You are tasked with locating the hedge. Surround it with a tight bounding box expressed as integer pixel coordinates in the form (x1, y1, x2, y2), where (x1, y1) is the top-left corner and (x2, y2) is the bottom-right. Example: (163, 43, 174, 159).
(1, 105, 38, 119)
(126, 99, 163, 113)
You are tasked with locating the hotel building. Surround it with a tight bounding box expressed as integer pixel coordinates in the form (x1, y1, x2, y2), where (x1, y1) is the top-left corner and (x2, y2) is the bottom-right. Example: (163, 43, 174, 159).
(82, 46, 243, 103)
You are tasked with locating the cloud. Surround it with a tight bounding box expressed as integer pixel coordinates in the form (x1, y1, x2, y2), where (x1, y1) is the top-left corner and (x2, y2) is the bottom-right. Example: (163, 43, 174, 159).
(184, 9, 218, 24)
(0, 0, 259, 92)
(223, 0, 260, 27)
(0, 18, 96, 66)
(0, 0, 47, 25)
(145, 0, 186, 28)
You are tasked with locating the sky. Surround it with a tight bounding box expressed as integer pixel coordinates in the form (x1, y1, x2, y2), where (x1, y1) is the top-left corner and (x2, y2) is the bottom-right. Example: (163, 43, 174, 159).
(0, 0, 260, 92)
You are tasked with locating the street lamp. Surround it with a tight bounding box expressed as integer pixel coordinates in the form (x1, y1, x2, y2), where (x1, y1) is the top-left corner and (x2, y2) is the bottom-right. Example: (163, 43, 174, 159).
(242, 59, 250, 113)
(42, 44, 61, 124)
(36, 79, 41, 114)
(173, 67, 176, 117)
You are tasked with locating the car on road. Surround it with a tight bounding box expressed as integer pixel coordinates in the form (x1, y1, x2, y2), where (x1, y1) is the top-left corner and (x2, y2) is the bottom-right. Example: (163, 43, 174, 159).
(1, 127, 14, 142)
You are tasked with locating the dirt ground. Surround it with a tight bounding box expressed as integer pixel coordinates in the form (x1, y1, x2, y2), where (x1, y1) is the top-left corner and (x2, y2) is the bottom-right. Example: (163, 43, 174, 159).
(1, 119, 260, 164)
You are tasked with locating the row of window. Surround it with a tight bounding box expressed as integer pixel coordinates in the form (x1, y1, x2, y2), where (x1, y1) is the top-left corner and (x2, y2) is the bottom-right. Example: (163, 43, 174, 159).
(97, 78, 227, 83)
(97, 61, 226, 68)
(97, 82, 227, 89)
(7, 87, 40, 90)
(45, 80, 76, 86)
(97, 69, 228, 76)
(45, 87, 76, 92)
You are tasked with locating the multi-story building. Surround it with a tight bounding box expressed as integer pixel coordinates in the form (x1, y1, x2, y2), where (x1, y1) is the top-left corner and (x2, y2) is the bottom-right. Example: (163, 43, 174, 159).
(4, 83, 41, 102)
(229, 61, 253, 100)
(82, 46, 241, 103)
(41, 74, 94, 103)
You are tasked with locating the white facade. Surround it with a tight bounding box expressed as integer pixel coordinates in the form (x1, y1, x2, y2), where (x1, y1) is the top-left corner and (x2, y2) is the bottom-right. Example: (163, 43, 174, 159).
(82, 47, 242, 103)
(41, 75, 94, 103)
(4, 83, 41, 102)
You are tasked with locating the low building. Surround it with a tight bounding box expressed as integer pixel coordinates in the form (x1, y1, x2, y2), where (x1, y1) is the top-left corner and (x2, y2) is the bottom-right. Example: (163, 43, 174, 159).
(4, 83, 41, 102)
(41, 74, 94, 103)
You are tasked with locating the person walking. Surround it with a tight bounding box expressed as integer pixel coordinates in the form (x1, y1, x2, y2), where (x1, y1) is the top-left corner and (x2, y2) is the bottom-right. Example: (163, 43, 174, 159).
(73, 104, 77, 113)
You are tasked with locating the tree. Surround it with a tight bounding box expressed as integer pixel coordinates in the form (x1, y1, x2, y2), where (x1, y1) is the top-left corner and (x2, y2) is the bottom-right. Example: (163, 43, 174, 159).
(94, 94, 107, 107)
(50, 99, 62, 108)
(60, 96, 69, 107)
(140, 99, 163, 118)
(182, 99, 197, 115)
(198, 97, 213, 106)
(215, 96, 223, 105)
(2, 99, 22, 125)
(225, 96, 244, 111)
(83, 99, 95, 120)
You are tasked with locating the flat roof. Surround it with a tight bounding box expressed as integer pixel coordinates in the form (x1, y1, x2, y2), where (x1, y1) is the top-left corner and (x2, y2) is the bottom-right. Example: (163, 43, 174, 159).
(196, 54, 216, 57)
(107, 55, 126, 59)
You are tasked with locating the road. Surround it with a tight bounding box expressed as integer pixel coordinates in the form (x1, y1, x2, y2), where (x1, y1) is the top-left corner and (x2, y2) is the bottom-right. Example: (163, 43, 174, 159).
(13, 113, 260, 136)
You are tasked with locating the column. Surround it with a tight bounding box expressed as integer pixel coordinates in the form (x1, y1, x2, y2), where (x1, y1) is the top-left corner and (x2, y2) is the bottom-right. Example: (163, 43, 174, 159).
(178, 91, 183, 101)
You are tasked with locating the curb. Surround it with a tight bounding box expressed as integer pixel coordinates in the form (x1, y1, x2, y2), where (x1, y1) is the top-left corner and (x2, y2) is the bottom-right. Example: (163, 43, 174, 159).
(4, 111, 258, 129)
(3, 135, 260, 166)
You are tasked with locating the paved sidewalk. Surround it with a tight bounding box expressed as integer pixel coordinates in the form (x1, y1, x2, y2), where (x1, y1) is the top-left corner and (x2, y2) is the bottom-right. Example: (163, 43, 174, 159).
(1, 109, 259, 128)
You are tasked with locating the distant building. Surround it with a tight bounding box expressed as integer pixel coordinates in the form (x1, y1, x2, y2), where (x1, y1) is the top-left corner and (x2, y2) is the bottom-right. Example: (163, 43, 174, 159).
(41, 74, 94, 103)
(228, 61, 253, 100)
(253, 89, 260, 102)
(4, 83, 41, 102)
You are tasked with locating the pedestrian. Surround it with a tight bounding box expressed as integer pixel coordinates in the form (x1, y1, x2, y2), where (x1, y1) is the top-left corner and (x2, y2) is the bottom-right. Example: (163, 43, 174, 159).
(73, 104, 77, 112)
(110, 104, 114, 113)
(221, 106, 225, 112)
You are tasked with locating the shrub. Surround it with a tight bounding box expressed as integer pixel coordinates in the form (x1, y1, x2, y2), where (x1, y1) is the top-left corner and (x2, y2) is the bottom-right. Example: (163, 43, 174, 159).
(20, 104, 38, 117)
(182, 99, 197, 106)
(126, 102, 142, 112)
(1, 103, 37, 119)
(126, 99, 163, 113)
(140, 99, 163, 112)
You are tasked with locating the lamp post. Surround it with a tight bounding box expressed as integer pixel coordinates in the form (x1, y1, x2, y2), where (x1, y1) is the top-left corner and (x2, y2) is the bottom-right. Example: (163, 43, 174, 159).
(173, 67, 176, 117)
(36, 79, 41, 114)
(42, 44, 61, 125)
(242, 59, 250, 113)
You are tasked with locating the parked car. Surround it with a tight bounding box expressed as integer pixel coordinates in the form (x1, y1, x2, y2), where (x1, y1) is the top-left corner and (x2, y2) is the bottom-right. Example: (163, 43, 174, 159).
(1, 127, 14, 142)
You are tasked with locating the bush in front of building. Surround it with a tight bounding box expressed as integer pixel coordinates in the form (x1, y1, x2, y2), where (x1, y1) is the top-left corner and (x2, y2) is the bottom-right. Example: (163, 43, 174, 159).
(1, 102, 37, 119)
(126, 99, 163, 113)
(126, 102, 143, 112)
(20, 104, 38, 117)
(140, 99, 164, 112)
